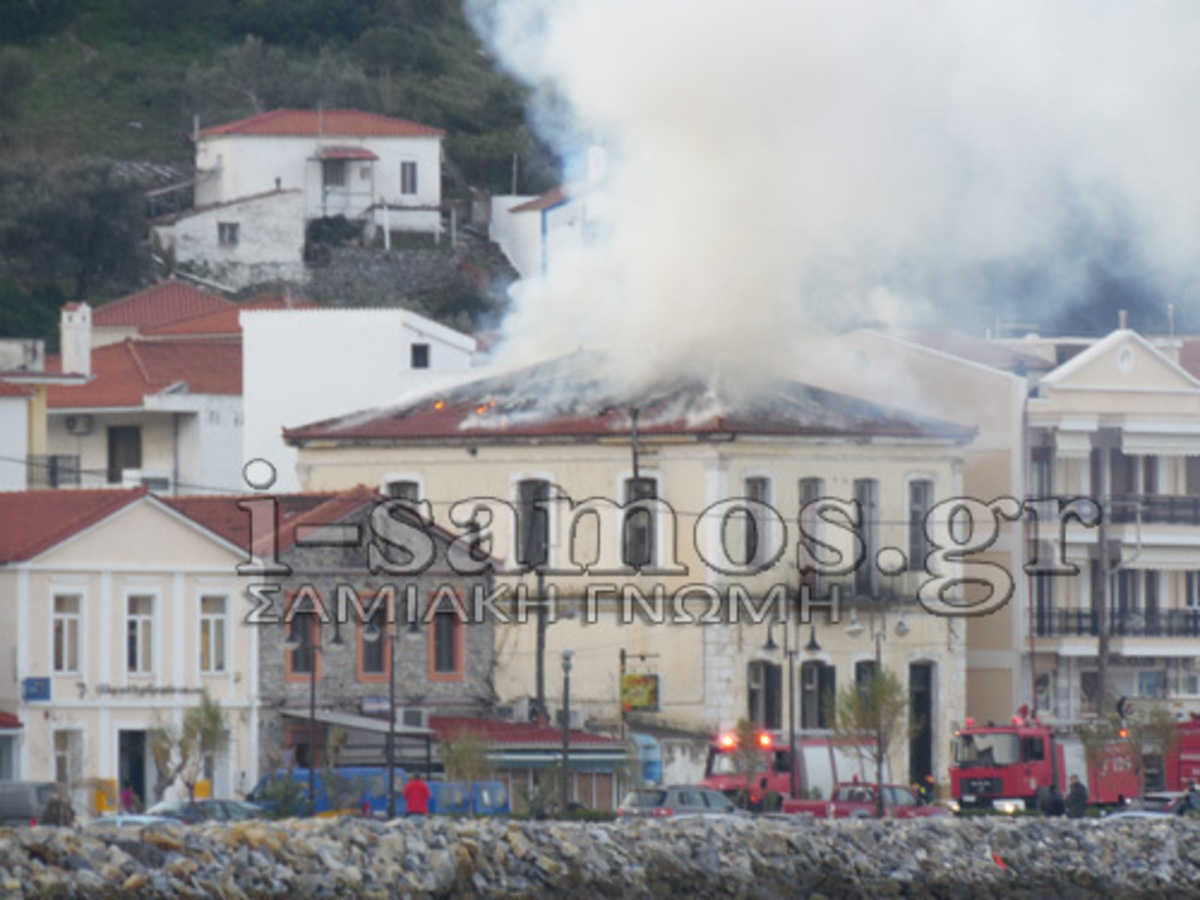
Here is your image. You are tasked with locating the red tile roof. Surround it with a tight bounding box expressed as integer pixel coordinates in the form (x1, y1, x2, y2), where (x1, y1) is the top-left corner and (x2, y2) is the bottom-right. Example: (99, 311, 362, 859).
(899, 330, 1054, 374)
(431, 716, 624, 748)
(0, 489, 145, 563)
(319, 146, 379, 160)
(200, 109, 445, 139)
(508, 187, 570, 214)
(285, 355, 976, 445)
(0, 711, 20, 729)
(166, 486, 478, 558)
(1178, 338, 1200, 379)
(141, 296, 320, 337)
(91, 282, 234, 329)
(0, 379, 32, 397)
(164, 492, 343, 552)
(46, 339, 242, 408)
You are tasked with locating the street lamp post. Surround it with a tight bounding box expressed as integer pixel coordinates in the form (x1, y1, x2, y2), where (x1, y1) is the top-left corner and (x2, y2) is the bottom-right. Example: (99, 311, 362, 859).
(561, 650, 573, 818)
(366, 608, 420, 819)
(285, 614, 343, 815)
(764, 615, 820, 800)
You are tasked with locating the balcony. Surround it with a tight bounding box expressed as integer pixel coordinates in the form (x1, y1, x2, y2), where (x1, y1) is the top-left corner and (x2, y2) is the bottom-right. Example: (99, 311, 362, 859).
(1034, 608, 1200, 638)
(1109, 493, 1200, 527)
(28, 454, 81, 489)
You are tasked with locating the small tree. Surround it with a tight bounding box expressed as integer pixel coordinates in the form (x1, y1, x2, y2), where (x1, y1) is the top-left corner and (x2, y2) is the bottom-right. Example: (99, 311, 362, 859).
(727, 718, 765, 811)
(148, 692, 230, 802)
(834, 669, 910, 818)
(440, 725, 496, 817)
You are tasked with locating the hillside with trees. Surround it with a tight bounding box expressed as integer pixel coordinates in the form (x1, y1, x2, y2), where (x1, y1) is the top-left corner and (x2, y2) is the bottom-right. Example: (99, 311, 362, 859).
(0, 0, 551, 346)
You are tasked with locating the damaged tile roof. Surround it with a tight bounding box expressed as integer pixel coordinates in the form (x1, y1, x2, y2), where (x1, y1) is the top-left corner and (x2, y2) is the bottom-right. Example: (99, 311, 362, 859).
(285, 354, 976, 445)
(200, 108, 445, 139)
(46, 339, 242, 408)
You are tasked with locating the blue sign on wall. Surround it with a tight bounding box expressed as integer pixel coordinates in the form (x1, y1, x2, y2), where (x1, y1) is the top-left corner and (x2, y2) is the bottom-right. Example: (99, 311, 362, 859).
(22, 678, 50, 702)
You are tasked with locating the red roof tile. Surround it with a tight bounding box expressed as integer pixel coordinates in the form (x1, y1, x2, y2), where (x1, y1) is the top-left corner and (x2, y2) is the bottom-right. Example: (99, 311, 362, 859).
(508, 187, 569, 213)
(200, 109, 445, 139)
(319, 146, 379, 160)
(1178, 338, 1200, 379)
(91, 282, 234, 329)
(431, 716, 624, 748)
(899, 330, 1054, 374)
(0, 489, 145, 563)
(141, 296, 321, 337)
(165, 492, 342, 551)
(285, 355, 975, 445)
(46, 339, 242, 408)
(166, 486, 480, 559)
(0, 379, 32, 398)
(0, 711, 20, 729)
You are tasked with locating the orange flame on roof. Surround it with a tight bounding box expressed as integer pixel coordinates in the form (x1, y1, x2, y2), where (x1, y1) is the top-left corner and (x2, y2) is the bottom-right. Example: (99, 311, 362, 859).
(433, 400, 445, 410)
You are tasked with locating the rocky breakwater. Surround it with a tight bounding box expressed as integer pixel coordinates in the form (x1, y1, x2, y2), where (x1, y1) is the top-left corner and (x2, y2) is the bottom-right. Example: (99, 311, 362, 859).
(2, 815, 1200, 898)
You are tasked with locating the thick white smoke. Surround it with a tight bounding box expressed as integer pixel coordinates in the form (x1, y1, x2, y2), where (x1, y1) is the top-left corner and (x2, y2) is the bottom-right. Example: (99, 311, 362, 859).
(469, 0, 1200, 390)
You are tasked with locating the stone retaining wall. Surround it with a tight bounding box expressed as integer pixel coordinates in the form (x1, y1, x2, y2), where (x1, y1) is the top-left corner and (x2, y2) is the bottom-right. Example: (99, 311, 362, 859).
(1, 815, 1197, 898)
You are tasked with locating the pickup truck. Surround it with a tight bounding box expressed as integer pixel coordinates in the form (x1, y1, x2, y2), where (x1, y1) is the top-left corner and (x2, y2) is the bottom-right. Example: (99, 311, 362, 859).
(781, 782, 950, 819)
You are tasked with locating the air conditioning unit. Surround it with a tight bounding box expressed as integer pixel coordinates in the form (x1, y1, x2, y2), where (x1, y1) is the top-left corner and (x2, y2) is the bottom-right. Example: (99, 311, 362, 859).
(399, 707, 429, 730)
(554, 708, 585, 730)
(512, 697, 538, 723)
(64, 414, 93, 435)
(122, 469, 173, 493)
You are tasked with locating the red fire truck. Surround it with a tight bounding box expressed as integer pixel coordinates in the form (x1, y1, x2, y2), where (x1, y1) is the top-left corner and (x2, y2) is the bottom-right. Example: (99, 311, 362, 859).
(700, 729, 876, 810)
(950, 715, 1200, 812)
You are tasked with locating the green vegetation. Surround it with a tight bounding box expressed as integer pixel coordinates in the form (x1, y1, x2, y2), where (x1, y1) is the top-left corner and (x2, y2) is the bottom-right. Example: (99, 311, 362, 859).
(147, 691, 231, 802)
(4, 0, 555, 193)
(833, 668, 912, 816)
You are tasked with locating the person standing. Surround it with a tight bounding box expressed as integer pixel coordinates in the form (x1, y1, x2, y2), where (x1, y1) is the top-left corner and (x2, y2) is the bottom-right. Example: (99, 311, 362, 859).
(403, 774, 431, 817)
(1065, 774, 1088, 818)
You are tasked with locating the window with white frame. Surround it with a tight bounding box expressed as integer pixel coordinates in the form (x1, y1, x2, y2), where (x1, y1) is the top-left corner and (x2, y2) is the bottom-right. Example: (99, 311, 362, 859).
(53, 593, 81, 674)
(322, 159, 347, 188)
(53, 730, 81, 785)
(799, 477, 825, 593)
(199, 595, 228, 674)
(386, 479, 421, 504)
(400, 161, 418, 195)
(517, 478, 552, 569)
(1188, 572, 1200, 609)
(853, 479, 879, 596)
(126, 594, 154, 674)
(908, 479, 934, 571)
(744, 476, 771, 568)
(217, 222, 239, 247)
(623, 476, 657, 568)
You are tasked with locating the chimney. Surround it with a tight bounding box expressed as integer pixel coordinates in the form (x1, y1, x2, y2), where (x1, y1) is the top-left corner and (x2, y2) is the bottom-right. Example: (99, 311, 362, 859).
(1118, 309, 1128, 330)
(60, 302, 92, 376)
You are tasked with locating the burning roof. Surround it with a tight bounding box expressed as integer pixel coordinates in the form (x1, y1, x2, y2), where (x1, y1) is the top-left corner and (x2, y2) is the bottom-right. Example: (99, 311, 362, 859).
(285, 353, 975, 446)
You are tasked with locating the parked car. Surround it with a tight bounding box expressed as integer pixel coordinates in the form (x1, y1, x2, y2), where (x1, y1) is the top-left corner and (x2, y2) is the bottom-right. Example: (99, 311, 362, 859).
(85, 813, 178, 830)
(0, 782, 59, 827)
(145, 798, 266, 824)
(618, 786, 746, 819)
(782, 782, 952, 819)
(1104, 791, 1200, 820)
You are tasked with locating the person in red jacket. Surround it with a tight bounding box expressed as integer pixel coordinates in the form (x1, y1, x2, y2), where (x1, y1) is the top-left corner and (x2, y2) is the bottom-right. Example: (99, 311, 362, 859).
(403, 774, 431, 817)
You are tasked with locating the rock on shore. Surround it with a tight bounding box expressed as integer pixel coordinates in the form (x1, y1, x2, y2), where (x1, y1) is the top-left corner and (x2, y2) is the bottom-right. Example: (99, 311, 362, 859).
(2, 815, 1199, 898)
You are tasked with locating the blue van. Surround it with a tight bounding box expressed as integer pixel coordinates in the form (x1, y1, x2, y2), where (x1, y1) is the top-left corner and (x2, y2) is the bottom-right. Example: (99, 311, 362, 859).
(248, 767, 405, 817)
(428, 781, 511, 816)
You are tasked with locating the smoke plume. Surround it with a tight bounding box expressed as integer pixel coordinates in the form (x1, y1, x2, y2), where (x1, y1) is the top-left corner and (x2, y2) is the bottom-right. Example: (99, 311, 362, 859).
(469, 0, 1200, 390)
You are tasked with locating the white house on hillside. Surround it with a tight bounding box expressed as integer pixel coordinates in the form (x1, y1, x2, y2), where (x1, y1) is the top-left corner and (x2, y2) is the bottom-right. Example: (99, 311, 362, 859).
(153, 108, 446, 289)
(241, 307, 480, 492)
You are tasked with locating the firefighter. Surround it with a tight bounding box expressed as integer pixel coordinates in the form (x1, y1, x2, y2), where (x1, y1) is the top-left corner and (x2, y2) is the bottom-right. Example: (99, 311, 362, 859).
(1065, 774, 1088, 818)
